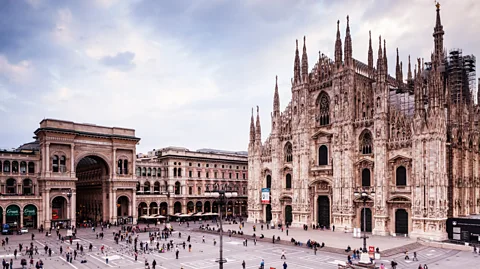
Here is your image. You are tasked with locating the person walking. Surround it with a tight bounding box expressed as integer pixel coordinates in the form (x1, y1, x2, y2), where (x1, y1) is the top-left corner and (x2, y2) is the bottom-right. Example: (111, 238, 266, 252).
(286, 229, 288, 236)
(105, 254, 109, 264)
(283, 261, 287, 269)
(404, 250, 409, 260)
(280, 250, 286, 259)
(188, 244, 192, 252)
(152, 259, 156, 269)
(259, 259, 264, 269)
(413, 251, 418, 261)
(242, 260, 246, 269)
(175, 249, 179, 259)
(202, 236, 205, 243)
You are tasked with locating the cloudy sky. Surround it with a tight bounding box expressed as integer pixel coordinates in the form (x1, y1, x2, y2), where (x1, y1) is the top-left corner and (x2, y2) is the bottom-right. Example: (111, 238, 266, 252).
(0, 0, 478, 153)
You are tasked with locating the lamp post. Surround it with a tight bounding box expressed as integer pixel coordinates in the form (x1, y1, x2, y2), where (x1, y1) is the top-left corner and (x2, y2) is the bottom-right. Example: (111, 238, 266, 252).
(205, 185, 237, 269)
(354, 187, 375, 264)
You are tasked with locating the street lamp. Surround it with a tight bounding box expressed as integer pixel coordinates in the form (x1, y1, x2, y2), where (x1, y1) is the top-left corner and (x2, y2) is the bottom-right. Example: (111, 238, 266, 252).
(205, 184, 237, 269)
(354, 187, 375, 264)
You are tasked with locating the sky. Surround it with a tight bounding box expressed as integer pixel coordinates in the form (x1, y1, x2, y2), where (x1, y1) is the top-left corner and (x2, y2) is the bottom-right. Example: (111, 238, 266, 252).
(0, 0, 479, 154)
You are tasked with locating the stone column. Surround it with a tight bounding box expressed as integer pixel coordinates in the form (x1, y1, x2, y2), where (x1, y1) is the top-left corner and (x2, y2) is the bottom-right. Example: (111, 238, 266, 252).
(44, 189, 50, 229)
(2, 211, 5, 226)
(71, 192, 76, 227)
(20, 210, 24, 228)
(45, 143, 50, 173)
(112, 189, 117, 222)
(132, 191, 137, 224)
(70, 144, 75, 177)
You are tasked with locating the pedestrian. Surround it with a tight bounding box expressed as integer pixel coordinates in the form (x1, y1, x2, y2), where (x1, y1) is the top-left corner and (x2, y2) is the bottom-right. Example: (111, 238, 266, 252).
(405, 250, 409, 260)
(175, 249, 179, 259)
(106, 254, 109, 264)
(134, 251, 138, 261)
(333, 225, 335, 232)
(281, 249, 286, 259)
(286, 229, 288, 236)
(13, 249, 17, 259)
(260, 259, 264, 269)
(314, 245, 317, 255)
(214, 239, 216, 246)
(424, 264, 428, 269)
(413, 251, 418, 261)
(272, 235, 275, 244)
(391, 260, 397, 269)
(152, 259, 156, 269)
(188, 244, 191, 252)
(202, 236, 205, 243)
(283, 261, 287, 269)
(31, 234, 35, 241)
(418, 265, 423, 269)
(242, 260, 246, 269)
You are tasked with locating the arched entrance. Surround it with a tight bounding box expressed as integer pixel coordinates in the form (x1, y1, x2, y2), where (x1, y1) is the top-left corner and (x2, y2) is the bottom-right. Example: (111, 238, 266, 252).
(6, 205, 20, 229)
(116, 196, 130, 224)
(76, 155, 109, 223)
(187, 201, 194, 213)
(227, 201, 233, 216)
(149, 202, 158, 215)
(265, 204, 272, 222)
(160, 202, 168, 216)
(317, 196, 330, 228)
(204, 201, 211, 213)
(360, 208, 372, 232)
(23, 204, 38, 228)
(174, 202, 182, 214)
(51, 196, 68, 228)
(395, 209, 408, 235)
(196, 201, 202, 213)
(285, 205, 292, 225)
(138, 202, 148, 217)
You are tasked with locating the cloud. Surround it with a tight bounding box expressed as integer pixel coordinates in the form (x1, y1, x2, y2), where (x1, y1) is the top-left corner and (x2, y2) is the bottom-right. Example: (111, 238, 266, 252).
(100, 51, 136, 71)
(0, 0, 478, 154)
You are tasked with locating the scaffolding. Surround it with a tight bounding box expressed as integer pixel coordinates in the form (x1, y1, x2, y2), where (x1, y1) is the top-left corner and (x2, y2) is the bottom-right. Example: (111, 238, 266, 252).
(445, 49, 476, 104)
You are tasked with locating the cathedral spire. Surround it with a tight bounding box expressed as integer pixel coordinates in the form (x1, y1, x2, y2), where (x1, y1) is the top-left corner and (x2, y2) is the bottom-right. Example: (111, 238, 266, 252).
(396, 48, 402, 82)
(255, 106, 261, 141)
(273, 76, 280, 115)
(383, 39, 388, 76)
(376, 36, 383, 78)
(335, 20, 343, 67)
(407, 55, 412, 81)
(368, 31, 373, 69)
(433, 2, 444, 64)
(294, 40, 301, 84)
(250, 108, 255, 143)
(301, 36, 309, 81)
(344, 15, 353, 66)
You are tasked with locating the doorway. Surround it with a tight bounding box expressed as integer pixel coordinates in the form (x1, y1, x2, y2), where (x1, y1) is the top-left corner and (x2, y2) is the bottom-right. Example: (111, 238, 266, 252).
(285, 205, 292, 225)
(360, 208, 372, 232)
(395, 209, 408, 235)
(317, 196, 330, 228)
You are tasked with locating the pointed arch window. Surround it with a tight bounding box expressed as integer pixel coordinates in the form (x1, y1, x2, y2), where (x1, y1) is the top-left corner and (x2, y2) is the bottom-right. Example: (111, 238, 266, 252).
(317, 92, 330, 125)
(319, 145, 328, 165)
(285, 174, 292, 189)
(266, 175, 272, 189)
(362, 168, 371, 187)
(284, 142, 293, 163)
(396, 166, 407, 186)
(360, 130, 373, 155)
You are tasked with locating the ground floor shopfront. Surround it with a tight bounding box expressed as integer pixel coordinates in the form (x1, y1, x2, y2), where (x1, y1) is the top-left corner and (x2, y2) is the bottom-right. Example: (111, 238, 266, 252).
(0, 203, 40, 229)
(136, 198, 248, 218)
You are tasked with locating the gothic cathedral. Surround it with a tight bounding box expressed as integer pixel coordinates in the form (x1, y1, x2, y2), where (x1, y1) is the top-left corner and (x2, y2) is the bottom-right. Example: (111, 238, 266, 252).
(247, 4, 478, 240)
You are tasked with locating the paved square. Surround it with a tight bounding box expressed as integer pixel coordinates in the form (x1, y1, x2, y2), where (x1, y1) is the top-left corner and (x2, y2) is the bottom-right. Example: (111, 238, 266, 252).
(0, 222, 477, 269)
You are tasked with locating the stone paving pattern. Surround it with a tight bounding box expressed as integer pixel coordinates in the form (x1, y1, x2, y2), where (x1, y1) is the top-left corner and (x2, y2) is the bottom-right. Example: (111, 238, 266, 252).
(0, 222, 477, 269)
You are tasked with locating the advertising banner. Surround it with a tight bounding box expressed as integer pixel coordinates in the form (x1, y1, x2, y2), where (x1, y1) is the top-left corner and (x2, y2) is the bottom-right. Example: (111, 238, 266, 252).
(261, 188, 270, 204)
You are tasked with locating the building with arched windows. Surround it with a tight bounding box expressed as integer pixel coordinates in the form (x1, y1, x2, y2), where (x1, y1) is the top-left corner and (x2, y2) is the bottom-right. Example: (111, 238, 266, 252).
(0, 119, 247, 230)
(247, 5, 479, 241)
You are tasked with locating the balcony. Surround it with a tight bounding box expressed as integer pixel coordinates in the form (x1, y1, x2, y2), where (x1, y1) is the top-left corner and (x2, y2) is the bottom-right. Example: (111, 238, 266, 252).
(390, 185, 412, 194)
(311, 164, 333, 176)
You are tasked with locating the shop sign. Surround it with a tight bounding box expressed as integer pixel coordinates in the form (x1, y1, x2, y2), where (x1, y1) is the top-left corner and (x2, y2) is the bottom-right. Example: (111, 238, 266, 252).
(23, 206, 37, 216)
(6, 208, 19, 216)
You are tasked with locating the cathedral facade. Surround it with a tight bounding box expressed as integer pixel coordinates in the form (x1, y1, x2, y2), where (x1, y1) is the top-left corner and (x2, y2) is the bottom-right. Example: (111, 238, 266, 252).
(247, 4, 478, 241)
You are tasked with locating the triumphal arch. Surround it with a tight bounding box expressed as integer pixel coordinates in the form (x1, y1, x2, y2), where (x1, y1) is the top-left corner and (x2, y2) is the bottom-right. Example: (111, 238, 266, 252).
(36, 119, 140, 229)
